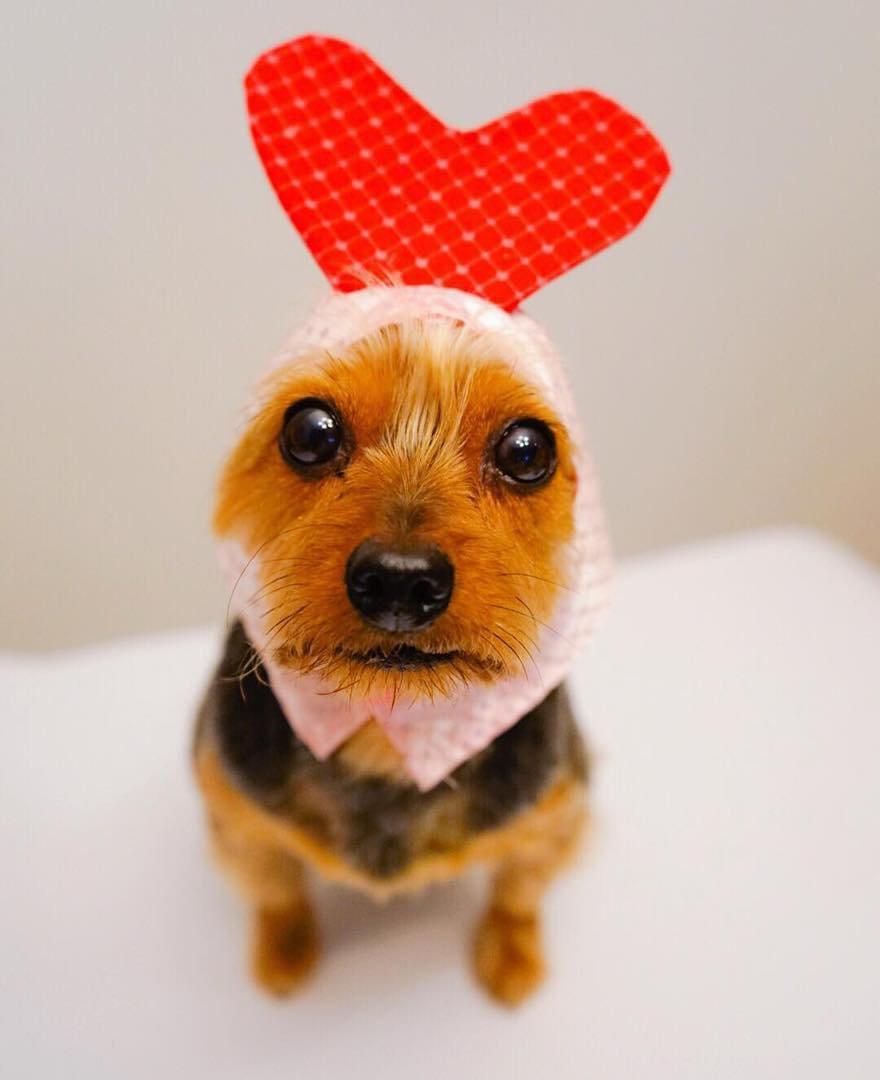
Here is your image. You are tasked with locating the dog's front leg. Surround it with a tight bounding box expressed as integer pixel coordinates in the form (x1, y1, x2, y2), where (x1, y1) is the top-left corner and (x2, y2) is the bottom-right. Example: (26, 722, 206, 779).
(197, 749, 319, 997)
(474, 777, 586, 1006)
(213, 820, 318, 997)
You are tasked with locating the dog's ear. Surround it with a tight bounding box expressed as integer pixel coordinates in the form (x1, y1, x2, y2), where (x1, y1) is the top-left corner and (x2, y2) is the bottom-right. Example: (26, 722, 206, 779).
(245, 35, 670, 311)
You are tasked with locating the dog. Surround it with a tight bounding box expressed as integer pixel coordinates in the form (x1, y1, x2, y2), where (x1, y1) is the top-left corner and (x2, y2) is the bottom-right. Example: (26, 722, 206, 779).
(192, 30, 668, 1007)
(193, 294, 606, 1006)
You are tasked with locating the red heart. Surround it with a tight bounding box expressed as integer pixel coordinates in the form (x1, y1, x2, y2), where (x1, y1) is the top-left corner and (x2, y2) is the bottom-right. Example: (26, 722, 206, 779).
(246, 36, 669, 311)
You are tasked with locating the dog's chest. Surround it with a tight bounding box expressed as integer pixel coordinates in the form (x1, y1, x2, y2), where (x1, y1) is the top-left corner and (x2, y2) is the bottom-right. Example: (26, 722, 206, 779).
(198, 624, 581, 883)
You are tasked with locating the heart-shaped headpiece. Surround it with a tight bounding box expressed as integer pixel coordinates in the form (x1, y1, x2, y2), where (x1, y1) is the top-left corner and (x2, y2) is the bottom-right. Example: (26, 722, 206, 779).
(246, 35, 669, 311)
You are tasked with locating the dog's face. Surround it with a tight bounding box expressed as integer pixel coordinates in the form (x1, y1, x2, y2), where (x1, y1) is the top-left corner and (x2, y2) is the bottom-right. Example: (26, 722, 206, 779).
(215, 321, 578, 699)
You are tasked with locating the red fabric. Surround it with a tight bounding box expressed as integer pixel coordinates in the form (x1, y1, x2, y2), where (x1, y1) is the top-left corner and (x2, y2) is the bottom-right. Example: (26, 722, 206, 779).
(246, 35, 669, 312)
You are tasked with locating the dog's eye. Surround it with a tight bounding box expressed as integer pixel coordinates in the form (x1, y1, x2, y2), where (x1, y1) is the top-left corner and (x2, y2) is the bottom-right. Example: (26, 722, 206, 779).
(279, 399, 344, 469)
(494, 419, 557, 485)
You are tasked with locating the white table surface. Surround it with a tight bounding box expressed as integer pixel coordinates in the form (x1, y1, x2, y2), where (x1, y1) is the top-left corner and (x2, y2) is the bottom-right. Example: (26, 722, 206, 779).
(2, 530, 878, 1079)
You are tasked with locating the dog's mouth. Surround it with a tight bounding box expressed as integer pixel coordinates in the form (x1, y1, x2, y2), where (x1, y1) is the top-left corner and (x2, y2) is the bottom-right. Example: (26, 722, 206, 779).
(276, 639, 506, 682)
(346, 644, 463, 671)
(334, 643, 504, 676)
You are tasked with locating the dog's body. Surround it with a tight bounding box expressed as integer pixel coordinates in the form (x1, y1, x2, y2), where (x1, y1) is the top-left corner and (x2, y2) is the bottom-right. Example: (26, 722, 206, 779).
(193, 29, 669, 1006)
(195, 624, 588, 1005)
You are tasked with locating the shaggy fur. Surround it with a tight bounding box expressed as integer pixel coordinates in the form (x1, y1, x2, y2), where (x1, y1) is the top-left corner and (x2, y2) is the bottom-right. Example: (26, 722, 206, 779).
(213, 322, 577, 701)
(195, 320, 588, 1005)
(197, 622, 586, 880)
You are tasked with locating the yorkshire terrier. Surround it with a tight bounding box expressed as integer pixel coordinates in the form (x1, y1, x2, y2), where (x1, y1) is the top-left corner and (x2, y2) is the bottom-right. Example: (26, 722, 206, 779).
(193, 303, 598, 1006)
(190, 19, 669, 1005)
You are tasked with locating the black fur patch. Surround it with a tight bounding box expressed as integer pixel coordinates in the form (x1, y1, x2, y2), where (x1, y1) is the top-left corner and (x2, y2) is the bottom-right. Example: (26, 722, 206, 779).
(196, 622, 587, 880)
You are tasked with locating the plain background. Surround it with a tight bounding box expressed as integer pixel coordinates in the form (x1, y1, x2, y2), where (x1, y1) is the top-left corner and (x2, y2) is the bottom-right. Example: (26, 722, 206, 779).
(2, 0, 878, 650)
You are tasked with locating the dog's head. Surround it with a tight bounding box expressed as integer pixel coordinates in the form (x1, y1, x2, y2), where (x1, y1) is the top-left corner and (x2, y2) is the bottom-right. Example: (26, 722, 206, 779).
(215, 316, 580, 702)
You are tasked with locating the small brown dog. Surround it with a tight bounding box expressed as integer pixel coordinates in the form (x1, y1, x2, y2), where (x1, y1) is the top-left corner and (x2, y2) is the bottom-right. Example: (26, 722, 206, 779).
(193, 30, 667, 1008)
(193, 308, 601, 1006)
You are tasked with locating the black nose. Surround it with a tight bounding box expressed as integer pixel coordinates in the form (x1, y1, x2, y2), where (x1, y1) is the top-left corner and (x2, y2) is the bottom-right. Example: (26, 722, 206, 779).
(345, 540, 454, 632)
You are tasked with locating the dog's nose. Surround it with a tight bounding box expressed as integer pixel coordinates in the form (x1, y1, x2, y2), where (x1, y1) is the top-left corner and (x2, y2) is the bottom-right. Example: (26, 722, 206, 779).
(345, 540, 454, 632)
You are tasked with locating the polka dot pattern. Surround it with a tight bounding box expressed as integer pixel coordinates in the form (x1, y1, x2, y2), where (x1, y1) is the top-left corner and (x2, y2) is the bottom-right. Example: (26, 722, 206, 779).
(246, 35, 670, 311)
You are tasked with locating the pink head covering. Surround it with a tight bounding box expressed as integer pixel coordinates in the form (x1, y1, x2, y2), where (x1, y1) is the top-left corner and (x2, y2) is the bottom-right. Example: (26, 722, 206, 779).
(219, 285, 612, 790)
(217, 36, 668, 788)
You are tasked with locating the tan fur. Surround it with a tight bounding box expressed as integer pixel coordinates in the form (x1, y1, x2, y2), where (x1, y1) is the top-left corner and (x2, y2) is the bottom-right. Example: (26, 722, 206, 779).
(334, 719, 411, 781)
(213, 322, 577, 702)
(197, 744, 584, 1000)
(202, 319, 585, 1003)
(251, 903, 319, 997)
(197, 744, 584, 899)
(474, 769, 586, 1005)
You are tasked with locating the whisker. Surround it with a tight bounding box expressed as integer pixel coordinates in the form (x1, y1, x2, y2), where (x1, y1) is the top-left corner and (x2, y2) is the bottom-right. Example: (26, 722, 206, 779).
(513, 594, 573, 645)
(498, 617, 539, 653)
(249, 578, 306, 605)
(223, 645, 266, 700)
(496, 622, 541, 680)
(316, 674, 361, 697)
(487, 605, 544, 649)
(498, 571, 573, 593)
(263, 605, 309, 650)
(475, 632, 507, 669)
(254, 570, 306, 588)
(258, 602, 290, 620)
(486, 628, 529, 680)
(224, 521, 351, 624)
(224, 524, 311, 626)
(495, 615, 537, 655)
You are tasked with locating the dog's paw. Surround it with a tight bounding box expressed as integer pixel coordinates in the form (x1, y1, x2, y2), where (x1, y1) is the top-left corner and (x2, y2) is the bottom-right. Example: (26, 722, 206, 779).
(473, 907, 545, 1007)
(251, 904, 319, 997)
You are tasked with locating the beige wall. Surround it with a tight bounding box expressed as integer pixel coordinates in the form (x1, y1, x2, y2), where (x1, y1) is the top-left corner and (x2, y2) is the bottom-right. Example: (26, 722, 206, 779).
(2, 1, 878, 650)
